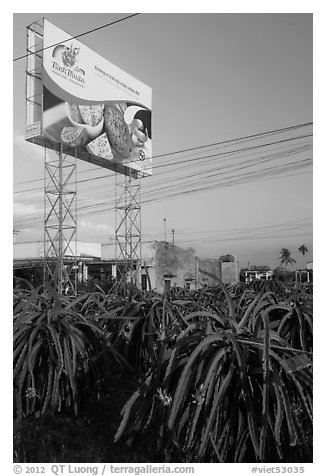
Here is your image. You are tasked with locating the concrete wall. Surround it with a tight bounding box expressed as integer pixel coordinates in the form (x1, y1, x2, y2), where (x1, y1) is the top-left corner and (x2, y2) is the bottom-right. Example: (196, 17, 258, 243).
(197, 258, 221, 286)
(221, 260, 240, 284)
(153, 242, 196, 293)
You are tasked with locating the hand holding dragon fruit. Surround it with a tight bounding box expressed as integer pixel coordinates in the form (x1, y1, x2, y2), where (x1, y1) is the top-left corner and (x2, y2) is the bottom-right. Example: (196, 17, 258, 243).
(129, 118, 149, 147)
(64, 103, 105, 145)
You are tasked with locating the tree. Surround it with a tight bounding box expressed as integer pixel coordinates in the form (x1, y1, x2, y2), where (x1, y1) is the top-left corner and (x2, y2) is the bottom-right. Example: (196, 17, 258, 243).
(298, 244, 308, 256)
(298, 244, 309, 271)
(279, 248, 296, 271)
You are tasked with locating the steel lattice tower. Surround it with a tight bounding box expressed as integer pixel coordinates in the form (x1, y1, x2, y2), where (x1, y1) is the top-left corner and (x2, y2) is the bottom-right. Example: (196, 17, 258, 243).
(115, 171, 142, 286)
(43, 146, 77, 295)
(26, 20, 78, 295)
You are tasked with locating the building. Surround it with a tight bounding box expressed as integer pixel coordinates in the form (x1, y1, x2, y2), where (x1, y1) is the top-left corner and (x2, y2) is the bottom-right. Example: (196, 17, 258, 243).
(14, 240, 240, 292)
(241, 265, 273, 283)
(219, 254, 241, 285)
(295, 261, 313, 283)
(13, 240, 107, 285)
(103, 241, 240, 293)
(197, 257, 221, 288)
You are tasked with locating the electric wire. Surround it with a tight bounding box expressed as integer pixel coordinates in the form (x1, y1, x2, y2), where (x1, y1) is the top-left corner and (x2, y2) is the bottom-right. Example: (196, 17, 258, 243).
(14, 125, 312, 202)
(13, 124, 313, 231)
(13, 165, 312, 228)
(16, 217, 312, 245)
(14, 153, 312, 220)
(14, 122, 312, 190)
(13, 148, 312, 222)
(13, 13, 141, 62)
(13, 156, 311, 220)
(13, 139, 311, 198)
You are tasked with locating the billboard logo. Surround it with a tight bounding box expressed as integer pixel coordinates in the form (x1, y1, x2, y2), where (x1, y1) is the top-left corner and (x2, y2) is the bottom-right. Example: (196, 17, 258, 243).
(51, 43, 85, 85)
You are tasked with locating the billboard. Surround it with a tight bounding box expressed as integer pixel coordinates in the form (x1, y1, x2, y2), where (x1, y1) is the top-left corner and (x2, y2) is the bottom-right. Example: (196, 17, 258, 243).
(26, 19, 152, 177)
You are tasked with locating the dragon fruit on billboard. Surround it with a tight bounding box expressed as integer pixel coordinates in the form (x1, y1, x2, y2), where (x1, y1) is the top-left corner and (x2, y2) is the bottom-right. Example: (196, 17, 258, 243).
(86, 133, 113, 160)
(60, 126, 88, 148)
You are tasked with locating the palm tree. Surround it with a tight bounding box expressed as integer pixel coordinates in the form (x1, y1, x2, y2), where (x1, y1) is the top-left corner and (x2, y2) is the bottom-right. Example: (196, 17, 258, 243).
(298, 244, 308, 271)
(279, 248, 296, 271)
(298, 244, 308, 256)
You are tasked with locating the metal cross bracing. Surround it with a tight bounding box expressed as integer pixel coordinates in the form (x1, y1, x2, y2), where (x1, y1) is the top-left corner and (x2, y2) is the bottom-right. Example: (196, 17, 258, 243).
(115, 171, 142, 286)
(43, 146, 78, 295)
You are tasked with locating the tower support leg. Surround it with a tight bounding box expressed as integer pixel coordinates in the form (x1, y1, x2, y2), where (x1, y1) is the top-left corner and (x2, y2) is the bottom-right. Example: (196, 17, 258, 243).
(43, 146, 77, 294)
(115, 171, 142, 287)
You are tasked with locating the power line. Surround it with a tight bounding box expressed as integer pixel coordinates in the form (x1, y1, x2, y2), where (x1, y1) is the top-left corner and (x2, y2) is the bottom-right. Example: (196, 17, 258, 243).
(13, 153, 311, 217)
(13, 140, 312, 223)
(175, 231, 313, 246)
(143, 122, 312, 163)
(141, 159, 312, 206)
(13, 164, 312, 228)
(13, 13, 141, 62)
(14, 216, 312, 245)
(13, 164, 101, 186)
(13, 123, 313, 228)
(14, 122, 312, 192)
(152, 132, 312, 171)
(13, 139, 311, 196)
(163, 217, 312, 237)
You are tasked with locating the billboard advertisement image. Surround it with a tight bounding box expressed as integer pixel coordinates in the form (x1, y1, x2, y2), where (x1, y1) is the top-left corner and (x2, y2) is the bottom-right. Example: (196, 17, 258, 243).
(26, 19, 152, 176)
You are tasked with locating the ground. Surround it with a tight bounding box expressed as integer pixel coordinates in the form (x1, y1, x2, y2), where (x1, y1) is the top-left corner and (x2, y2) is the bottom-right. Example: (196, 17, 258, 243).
(13, 371, 158, 463)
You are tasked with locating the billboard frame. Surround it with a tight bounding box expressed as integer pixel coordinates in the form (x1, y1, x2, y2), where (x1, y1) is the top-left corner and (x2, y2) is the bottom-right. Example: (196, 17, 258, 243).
(25, 17, 149, 293)
(25, 17, 151, 179)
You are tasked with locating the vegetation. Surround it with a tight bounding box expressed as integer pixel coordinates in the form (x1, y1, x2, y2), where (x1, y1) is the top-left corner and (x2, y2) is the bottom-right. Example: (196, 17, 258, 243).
(298, 245, 308, 257)
(279, 248, 296, 271)
(13, 276, 313, 463)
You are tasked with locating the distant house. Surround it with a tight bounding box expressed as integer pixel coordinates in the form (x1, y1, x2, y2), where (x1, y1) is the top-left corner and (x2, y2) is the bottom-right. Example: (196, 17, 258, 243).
(13, 240, 108, 285)
(241, 265, 272, 283)
(295, 261, 313, 283)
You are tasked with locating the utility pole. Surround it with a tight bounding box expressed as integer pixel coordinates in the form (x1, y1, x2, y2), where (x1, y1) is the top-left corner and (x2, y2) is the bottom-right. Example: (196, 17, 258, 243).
(163, 218, 167, 242)
(172, 228, 175, 244)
